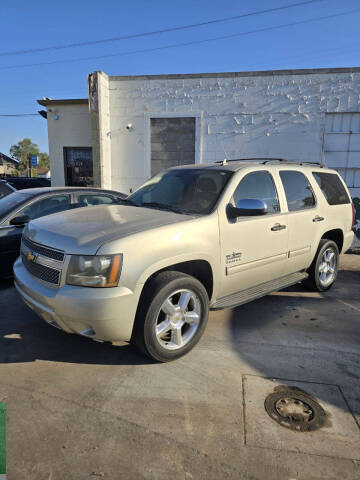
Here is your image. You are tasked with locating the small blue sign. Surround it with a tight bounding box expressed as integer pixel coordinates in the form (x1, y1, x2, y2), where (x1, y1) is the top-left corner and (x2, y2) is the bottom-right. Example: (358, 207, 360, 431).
(30, 155, 38, 167)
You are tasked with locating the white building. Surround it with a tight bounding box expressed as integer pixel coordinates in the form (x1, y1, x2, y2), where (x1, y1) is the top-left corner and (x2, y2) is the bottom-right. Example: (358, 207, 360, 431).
(38, 67, 360, 199)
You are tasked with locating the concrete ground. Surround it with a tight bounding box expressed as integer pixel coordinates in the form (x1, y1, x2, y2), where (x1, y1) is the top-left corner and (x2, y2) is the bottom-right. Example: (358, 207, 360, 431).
(0, 254, 359, 480)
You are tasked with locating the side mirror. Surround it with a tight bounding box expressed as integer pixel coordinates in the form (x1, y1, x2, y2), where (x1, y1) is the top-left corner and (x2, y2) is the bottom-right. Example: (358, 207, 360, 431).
(10, 215, 30, 227)
(227, 199, 268, 220)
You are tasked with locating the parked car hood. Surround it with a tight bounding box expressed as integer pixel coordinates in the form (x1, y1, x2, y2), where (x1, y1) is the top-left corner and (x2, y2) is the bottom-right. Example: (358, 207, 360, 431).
(24, 205, 192, 255)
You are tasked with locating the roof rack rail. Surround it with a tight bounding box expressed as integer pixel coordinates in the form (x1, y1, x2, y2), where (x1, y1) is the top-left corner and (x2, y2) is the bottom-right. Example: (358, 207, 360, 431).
(215, 157, 288, 165)
(298, 161, 325, 168)
(215, 158, 325, 167)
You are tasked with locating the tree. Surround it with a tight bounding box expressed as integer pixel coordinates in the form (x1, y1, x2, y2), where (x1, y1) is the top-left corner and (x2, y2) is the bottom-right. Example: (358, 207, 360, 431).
(38, 152, 50, 170)
(9, 138, 49, 175)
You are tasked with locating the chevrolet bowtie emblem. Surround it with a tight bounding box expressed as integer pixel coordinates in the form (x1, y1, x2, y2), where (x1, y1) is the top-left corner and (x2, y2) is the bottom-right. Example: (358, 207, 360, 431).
(26, 251, 36, 262)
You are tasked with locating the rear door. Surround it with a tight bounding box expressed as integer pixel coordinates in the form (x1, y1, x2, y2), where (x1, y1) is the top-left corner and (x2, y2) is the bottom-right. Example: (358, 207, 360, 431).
(218, 170, 289, 297)
(278, 170, 320, 274)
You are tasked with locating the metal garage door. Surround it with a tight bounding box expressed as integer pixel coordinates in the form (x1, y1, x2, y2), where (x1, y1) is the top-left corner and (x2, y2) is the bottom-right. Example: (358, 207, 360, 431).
(324, 113, 360, 195)
(150, 117, 195, 176)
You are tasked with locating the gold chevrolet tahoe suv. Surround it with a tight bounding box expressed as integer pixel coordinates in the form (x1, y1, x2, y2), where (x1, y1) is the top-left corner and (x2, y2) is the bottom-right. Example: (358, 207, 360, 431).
(14, 159, 355, 362)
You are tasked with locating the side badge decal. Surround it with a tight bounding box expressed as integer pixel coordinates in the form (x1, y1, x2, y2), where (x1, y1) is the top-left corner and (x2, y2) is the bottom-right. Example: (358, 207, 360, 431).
(226, 251, 242, 266)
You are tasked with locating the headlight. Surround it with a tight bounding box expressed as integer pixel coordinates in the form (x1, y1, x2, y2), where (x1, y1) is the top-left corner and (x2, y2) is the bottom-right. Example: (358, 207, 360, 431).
(66, 254, 122, 287)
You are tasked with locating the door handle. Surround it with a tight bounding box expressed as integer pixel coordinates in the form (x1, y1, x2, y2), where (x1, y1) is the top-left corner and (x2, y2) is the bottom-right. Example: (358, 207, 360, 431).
(313, 215, 325, 222)
(271, 223, 286, 231)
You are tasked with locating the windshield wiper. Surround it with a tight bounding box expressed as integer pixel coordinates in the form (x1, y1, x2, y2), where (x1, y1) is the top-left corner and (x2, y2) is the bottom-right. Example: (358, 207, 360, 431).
(141, 202, 186, 214)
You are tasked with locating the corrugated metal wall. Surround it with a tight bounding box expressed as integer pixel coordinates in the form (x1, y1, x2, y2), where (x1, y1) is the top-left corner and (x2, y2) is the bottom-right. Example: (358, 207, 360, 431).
(324, 113, 360, 195)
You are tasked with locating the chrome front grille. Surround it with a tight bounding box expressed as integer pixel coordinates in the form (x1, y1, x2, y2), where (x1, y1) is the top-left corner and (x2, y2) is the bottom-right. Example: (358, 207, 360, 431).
(22, 236, 64, 262)
(21, 252, 60, 285)
(21, 236, 64, 286)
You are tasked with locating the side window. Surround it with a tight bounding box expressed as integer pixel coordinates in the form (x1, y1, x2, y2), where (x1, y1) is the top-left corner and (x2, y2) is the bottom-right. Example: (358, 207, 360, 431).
(18, 195, 71, 220)
(233, 171, 280, 214)
(280, 171, 315, 211)
(312, 172, 350, 205)
(77, 193, 118, 206)
(0, 183, 12, 197)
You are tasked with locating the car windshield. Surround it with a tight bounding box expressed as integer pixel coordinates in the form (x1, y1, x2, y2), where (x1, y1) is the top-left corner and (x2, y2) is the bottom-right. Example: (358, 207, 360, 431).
(128, 168, 233, 215)
(0, 191, 32, 220)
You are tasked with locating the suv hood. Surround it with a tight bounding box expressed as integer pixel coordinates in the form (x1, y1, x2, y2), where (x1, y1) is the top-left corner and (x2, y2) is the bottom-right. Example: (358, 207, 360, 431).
(25, 205, 192, 254)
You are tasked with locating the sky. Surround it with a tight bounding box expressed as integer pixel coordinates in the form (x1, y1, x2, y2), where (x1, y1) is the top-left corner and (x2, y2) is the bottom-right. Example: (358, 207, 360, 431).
(0, 0, 359, 156)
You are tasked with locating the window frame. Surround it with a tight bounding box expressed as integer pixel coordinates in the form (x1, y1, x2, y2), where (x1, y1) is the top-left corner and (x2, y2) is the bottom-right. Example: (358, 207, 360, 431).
(278, 169, 317, 213)
(230, 169, 282, 217)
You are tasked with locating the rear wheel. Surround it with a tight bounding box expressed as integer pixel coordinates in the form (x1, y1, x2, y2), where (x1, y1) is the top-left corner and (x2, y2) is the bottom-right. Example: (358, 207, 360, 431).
(303, 239, 339, 292)
(132, 271, 209, 362)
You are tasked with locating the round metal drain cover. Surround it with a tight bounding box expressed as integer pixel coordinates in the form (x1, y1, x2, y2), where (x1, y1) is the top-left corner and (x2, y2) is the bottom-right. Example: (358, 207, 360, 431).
(264, 386, 326, 432)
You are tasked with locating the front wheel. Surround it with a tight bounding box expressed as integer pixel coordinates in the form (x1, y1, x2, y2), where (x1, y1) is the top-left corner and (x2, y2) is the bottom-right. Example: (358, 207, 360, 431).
(303, 239, 339, 292)
(132, 271, 209, 362)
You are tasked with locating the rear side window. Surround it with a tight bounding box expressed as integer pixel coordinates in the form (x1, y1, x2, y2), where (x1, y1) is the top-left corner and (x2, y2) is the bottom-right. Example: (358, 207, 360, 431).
(77, 194, 118, 206)
(280, 171, 315, 211)
(312, 172, 350, 205)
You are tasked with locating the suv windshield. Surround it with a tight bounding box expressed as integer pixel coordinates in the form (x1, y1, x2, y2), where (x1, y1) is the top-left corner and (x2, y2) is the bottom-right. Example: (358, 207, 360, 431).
(128, 168, 233, 215)
(0, 191, 32, 220)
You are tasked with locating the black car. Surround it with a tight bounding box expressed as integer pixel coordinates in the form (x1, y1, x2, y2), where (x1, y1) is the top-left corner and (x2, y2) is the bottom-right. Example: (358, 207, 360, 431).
(0, 187, 126, 279)
(5, 176, 51, 190)
(0, 179, 16, 198)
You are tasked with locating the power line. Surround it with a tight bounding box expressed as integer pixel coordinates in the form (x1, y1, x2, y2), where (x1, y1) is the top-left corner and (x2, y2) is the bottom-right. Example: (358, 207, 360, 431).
(1, 8, 358, 71)
(0, 114, 39, 117)
(0, 0, 326, 57)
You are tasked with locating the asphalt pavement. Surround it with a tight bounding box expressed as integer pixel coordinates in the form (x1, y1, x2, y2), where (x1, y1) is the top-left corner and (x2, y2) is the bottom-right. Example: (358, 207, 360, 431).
(0, 254, 359, 479)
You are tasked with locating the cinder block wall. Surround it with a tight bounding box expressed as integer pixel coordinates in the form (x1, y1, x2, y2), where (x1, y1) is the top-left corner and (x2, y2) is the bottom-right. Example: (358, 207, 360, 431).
(101, 70, 360, 196)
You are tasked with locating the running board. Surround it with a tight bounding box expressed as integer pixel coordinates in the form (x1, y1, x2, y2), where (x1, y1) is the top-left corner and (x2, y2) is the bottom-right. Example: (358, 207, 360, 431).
(211, 271, 308, 310)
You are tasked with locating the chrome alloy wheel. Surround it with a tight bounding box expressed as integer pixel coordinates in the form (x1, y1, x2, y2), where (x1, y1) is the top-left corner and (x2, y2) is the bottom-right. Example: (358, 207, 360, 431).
(155, 289, 201, 350)
(318, 248, 337, 287)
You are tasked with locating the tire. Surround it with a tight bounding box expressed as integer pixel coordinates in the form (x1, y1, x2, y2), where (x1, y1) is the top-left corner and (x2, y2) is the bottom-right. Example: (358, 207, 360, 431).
(303, 239, 339, 292)
(132, 271, 209, 362)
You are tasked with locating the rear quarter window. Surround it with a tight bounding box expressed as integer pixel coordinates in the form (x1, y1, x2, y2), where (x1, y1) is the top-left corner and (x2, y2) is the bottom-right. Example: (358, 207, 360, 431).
(312, 172, 350, 205)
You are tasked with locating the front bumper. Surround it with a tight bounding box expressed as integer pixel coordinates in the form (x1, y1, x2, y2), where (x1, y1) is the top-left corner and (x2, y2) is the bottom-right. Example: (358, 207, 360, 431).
(14, 257, 142, 343)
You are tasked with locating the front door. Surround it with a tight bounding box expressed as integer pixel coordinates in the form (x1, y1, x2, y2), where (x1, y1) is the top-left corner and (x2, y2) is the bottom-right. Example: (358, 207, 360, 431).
(219, 170, 289, 298)
(0, 225, 23, 278)
(64, 147, 93, 186)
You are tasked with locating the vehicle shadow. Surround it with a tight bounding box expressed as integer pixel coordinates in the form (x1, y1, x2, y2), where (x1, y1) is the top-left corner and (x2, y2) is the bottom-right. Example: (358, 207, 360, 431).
(0, 279, 153, 366)
(228, 267, 360, 412)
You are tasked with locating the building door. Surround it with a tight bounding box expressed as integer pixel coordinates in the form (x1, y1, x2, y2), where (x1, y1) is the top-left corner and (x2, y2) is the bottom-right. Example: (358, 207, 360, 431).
(64, 147, 93, 186)
(150, 117, 195, 176)
(324, 113, 360, 197)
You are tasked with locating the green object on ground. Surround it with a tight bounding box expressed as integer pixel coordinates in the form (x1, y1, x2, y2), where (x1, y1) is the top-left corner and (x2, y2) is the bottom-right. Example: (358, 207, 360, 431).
(0, 402, 5, 475)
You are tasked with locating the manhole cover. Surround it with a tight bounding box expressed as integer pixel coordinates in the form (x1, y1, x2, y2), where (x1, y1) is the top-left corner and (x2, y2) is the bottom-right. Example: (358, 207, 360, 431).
(264, 385, 326, 432)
